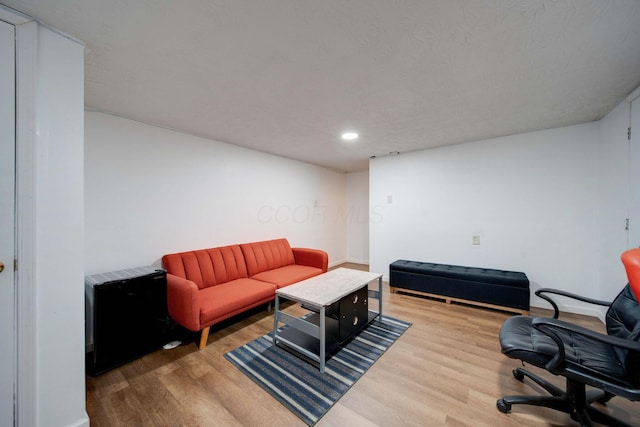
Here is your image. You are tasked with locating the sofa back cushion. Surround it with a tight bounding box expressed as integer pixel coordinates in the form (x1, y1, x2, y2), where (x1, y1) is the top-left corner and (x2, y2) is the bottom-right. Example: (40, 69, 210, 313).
(240, 238, 295, 277)
(162, 245, 248, 290)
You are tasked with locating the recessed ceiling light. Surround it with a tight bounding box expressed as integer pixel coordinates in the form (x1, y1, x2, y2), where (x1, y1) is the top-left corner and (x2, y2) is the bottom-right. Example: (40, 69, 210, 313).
(341, 132, 359, 141)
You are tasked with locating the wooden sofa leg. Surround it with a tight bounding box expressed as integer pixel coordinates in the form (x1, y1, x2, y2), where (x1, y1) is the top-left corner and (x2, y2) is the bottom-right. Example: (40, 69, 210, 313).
(199, 326, 210, 350)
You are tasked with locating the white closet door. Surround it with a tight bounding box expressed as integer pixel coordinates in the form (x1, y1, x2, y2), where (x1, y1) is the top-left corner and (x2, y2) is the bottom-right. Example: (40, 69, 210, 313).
(0, 18, 16, 427)
(630, 98, 640, 248)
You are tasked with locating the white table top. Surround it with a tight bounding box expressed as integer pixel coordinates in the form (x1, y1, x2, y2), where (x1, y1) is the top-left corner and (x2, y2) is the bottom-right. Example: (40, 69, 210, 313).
(276, 267, 382, 307)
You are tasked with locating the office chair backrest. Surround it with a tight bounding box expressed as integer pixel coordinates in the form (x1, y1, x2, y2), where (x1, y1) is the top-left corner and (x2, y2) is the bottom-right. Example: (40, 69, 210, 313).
(621, 248, 640, 299)
(605, 248, 640, 386)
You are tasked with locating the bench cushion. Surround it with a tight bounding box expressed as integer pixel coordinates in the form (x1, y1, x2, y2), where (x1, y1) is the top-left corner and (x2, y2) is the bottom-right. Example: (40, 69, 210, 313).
(390, 259, 530, 311)
(390, 260, 529, 288)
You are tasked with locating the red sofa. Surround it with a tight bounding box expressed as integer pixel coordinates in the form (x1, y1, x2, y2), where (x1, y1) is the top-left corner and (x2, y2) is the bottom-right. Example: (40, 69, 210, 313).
(162, 238, 328, 349)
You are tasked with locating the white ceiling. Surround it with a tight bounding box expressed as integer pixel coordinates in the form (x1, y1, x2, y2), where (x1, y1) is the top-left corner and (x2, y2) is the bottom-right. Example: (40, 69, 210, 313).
(4, 0, 640, 172)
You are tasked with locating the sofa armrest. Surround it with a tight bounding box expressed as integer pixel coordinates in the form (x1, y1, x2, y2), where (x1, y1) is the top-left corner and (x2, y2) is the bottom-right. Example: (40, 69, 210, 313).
(166, 273, 201, 332)
(292, 247, 328, 272)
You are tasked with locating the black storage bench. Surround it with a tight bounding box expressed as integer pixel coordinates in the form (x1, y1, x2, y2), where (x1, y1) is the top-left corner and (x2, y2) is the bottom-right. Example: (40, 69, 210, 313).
(389, 260, 530, 314)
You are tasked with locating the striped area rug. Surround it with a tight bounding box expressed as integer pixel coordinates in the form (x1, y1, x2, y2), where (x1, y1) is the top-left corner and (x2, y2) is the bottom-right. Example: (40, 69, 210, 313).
(224, 316, 411, 426)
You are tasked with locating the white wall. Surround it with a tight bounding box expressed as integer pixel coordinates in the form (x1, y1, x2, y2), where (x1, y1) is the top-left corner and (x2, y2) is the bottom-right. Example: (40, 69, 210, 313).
(370, 123, 601, 314)
(346, 171, 369, 264)
(597, 98, 632, 302)
(85, 112, 347, 274)
(631, 93, 640, 249)
(34, 26, 88, 427)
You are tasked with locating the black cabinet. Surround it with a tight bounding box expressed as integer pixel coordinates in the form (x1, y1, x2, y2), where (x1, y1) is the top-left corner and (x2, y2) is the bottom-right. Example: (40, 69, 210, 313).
(85, 267, 170, 376)
(329, 286, 369, 342)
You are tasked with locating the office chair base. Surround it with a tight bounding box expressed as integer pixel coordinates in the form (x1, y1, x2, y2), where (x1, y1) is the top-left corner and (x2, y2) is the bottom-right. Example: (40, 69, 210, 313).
(497, 368, 630, 427)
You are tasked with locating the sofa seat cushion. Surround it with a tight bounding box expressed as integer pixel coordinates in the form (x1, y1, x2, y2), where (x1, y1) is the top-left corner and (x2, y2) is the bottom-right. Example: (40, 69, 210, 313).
(199, 278, 276, 325)
(252, 264, 324, 288)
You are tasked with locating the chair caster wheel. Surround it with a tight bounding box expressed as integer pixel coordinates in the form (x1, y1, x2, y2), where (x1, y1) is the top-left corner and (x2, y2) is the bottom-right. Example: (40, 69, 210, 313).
(497, 399, 512, 413)
(512, 369, 525, 382)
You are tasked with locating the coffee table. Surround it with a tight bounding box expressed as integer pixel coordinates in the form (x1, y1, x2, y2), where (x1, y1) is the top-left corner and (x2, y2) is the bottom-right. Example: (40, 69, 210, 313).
(272, 268, 383, 373)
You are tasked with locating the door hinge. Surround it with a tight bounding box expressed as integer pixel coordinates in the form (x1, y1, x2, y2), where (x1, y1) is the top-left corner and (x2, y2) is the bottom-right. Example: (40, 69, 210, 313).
(628, 127, 632, 141)
(14, 258, 17, 272)
(625, 218, 630, 231)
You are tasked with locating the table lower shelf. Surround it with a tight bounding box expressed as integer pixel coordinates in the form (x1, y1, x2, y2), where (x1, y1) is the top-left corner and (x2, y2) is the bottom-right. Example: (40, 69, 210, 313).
(275, 310, 378, 361)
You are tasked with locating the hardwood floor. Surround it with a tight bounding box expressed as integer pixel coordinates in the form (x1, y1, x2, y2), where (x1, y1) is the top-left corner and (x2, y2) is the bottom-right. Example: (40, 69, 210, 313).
(86, 263, 639, 426)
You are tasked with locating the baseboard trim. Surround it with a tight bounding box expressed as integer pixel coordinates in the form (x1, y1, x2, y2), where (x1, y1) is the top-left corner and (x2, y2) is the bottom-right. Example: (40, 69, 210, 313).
(530, 300, 605, 323)
(328, 259, 348, 268)
(346, 259, 369, 265)
(329, 259, 370, 269)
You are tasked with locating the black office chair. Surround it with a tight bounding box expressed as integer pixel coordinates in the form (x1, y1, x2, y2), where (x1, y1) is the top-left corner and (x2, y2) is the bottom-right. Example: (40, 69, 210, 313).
(496, 248, 640, 426)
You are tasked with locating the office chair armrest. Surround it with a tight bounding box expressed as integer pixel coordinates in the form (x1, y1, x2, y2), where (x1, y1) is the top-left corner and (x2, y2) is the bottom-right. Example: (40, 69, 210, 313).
(535, 288, 611, 319)
(532, 317, 640, 372)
